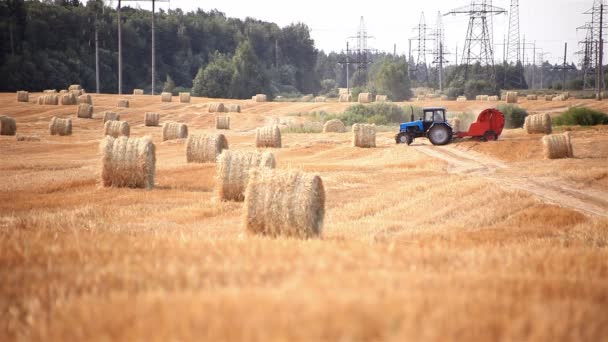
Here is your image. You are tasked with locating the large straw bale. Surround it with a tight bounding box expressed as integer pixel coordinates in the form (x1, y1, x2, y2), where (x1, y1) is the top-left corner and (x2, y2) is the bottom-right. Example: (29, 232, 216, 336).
(323, 119, 346, 133)
(216, 116, 230, 130)
(216, 150, 276, 202)
(358, 92, 372, 103)
(255, 125, 282, 148)
(104, 120, 130, 138)
(49, 117, 72, 136)
(43, 89, 57, 94)
(524, 113, 552, 134)
(542, 133, 573, 159)
(38, 94, 59, 105)
(339, 94, 352, 102)
(133, 89, 144, 95)
(100, 136, 156, 189)
(162, 122, 188, 141)
(145, 112, 160, 127)
(545, 95, 554, 101)
(103, 111, 120, 123)
(227, 104, 241, 113)
(70, 89, 83, 96)
(180, 92, 191, 103)
(68, 84, 82, 91)
(376, 95, 388, 102)
(244, 169, 325, 239)
(209, 103, 225, 113)
(77, 104, 93, 119)
(488, 95, 499, 101)
(60, 93, 77, 105)
(506, 91, 518, 103)
(352, 123, 376, 148)
(78, 94, 92, 105)
(456, 96, 467, 102)
(117, 99, 129, 108)
(0, 116, 17, 136)
(186, 133, 228, 163)
(161, 92, 172, 102)
(254, 94, 268, 102)
(314, 96, 327, 103)
(17, 91, 29, 103)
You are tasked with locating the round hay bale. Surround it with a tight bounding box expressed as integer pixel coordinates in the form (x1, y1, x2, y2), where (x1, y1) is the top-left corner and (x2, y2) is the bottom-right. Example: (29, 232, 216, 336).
(209, 103, 225, 113)
(314, 96, 327, 103)
(49, 117, 72, 136)
(526, 95, 538, 101)
(133, 89, 144, 95)
(552, 95, 564, 101)
(562, 92, 570, 100)
(545, 95, 554, 101)
(542, 133, 573, 159)
(43, 89, 57, 94)
(68, 84, 82, 91)
(103, 111, 120, 123)
(216, 116, 230, 130)
(161, 92, 172, 102)
(301, 95, 314, 102)
(70, 89, 83, 97)
(0, 115, 17, 136)
(488, 95, 499, 101)
(506, 91, 518, 103)
(100, 136, 156, 189)
(104, 120, 130, 138)
(59, 90, 68, 94)
(227, 104, 241, 113)
(78, 94, 92, 105)
(339, 94, 352, 102)
(323, 119, 346, 133)
(39, 94, 59, 105)
(145, 112, 160, 127)
(254, 94, 268, 102)
(524, 113, 552, 134)
(17, 91, 29, 103)
(179, 92, 191, 103)
(256, 125, 281, 148)
(352, 123, 376, 148)
(358, 93, 372, 104)
(440, 95, 449, 101)
(456, 96, 467, 102)
(117, 99, 129, 108)
(61, 93, 78, 105)
(162, 122, 188, 141)
(450, 117, 462, 133)
(217, 150, 276, 202)
(77, 104, 93, 119)
(186, 133, 228, 163)
(376, 95, 388, 102)
(244, 169, 325, 239)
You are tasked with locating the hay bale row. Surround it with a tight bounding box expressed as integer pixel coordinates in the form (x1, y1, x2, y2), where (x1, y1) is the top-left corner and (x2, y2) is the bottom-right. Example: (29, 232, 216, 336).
(339, 94, 352, 102)
(526, 95, 538, 101)
(145, 112, 160, 127)
(217, 150, 276, 202)
(475, 95, 489, 101)
(103, 111, 120, 123)
(227, 104, 241, 113)
(216, 116, 230, 130)
(209, 103, 225, 113)
(60, 93, 78, 105)
(38, 94, 59, 105)
(117, 99, 129, 108)
(244, 169, 325, 238)
(186, 133, 228, 163)
(100, 136, 156, 189)
(456, 96, 467, 102)
(352, 123, 376, 148)
(161, 92, 172, 102)
(180, 92, 191, 103)
(524, 113, 552, 134)
(314, 96, 327, 103)
(77, 104, 93, 119)
(254, 94, 268, 102)
(323, 119, 346, 133)
(0, 116, 17, 136)
(78, 94, 92, 105)
(506, 91, 518, 104)
(376, 95, 388, 102)
(49, 117, 72, 136)
(133, 89, 144, 95)
(542, 132, 573, 159)
(17, 91, 29, 103)
(104, 120, 130, 138)
(162, 122, 188, 141)
(256, 125, 281, 148)
(358, 93, 372, 104)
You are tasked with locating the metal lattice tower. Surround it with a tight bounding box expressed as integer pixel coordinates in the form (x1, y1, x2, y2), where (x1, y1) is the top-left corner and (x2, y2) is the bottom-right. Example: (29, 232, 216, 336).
(431, 12, 449, 90)
(578, 1, 607, 90)
(411, 12, 434, 84)
(446, 1, 506, 83)
(347, 16, 374, 86)
(506, 0, 520, 63)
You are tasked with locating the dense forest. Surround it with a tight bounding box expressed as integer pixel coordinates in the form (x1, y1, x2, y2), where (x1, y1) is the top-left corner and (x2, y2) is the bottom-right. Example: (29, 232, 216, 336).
(0, 0, 594, 100)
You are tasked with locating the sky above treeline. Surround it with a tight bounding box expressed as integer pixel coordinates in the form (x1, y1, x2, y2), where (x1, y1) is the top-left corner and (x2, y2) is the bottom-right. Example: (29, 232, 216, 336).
(111, 0, 598, 67)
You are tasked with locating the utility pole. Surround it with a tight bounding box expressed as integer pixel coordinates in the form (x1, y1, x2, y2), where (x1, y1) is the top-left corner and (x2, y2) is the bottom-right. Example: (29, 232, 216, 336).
(346, 42, 350, 92)
(117, 0, 122, 94)
(95, 2, 101, 94)
(151, 0, 156, 95)
(552, 43, 575, 90)
(532, 41, 536, 89)
(598, 3, 605, 100)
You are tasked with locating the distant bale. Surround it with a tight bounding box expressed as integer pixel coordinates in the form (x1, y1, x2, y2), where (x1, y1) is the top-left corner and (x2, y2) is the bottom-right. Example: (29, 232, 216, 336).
(0, 116, 17, 136)
(254, 94, 268, 102)
(456, 96, 467, 102)
(352, 123, 376, 148)
(68, 84, 82, 91)
(180, 92, 191, 103)
(145, 112, 160, 127)
(542, 132, 573, 159)
(480, 95, 489, 101)
(339, 94, 352, 102)
(376, 95, 388, 102)
(162, 122, 188, 141)
(117, 99, 129, 108)
(358, 92, 372, 104)
(43, 89, 57, 94)
(70, 89, 83, 96)
(440, 95, 449, 101)
(501, 93, 507, 101)
(217, 150, 276, 202)
(77, 104, 93, 119)
(314, 96, 327, 103)
(59, 90, 68, 94)
(450, 117, 462, 133)
(133, 89, 144, 95)
(60, 93, 77, 105)
(78, 94, 92, 105)
(562, 92, 570, 100)
(161, 92, 172, 102)
(17, 91, 29, 103)
(49, 117, 72, 136)
(545, 95, 554, 101)
(526, 95, 538, 101)
(186, 133, 228, 163)
(103, 111, 120, 123)
(216, 116, 230, 130)
(38, 94, 59, 105)
(256, 125, 281, 148)
(488, 95, 499, 101)
(524, 113, 552, 134)
(104, 120, 130, 138)
(227, 104, 241, 113)
(100, 136, 156, 189)
(552, 95, 564, 101)
(208, 103, 225, 113)
(323, 119, 346, 133)
(301, 95, 313, 102)
(506, 91, 518, 103)
(16, 134, 40, 142)
(244, 169, 325, 239)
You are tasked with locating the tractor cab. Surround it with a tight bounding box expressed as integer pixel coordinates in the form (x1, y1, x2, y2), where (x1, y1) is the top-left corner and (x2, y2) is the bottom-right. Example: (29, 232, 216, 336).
(396, 107, 453, 146)
(422, 107, 448, 131)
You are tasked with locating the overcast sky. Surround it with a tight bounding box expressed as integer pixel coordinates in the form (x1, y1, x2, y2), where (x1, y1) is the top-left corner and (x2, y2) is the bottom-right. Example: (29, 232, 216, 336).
(121, 0, 596, 66)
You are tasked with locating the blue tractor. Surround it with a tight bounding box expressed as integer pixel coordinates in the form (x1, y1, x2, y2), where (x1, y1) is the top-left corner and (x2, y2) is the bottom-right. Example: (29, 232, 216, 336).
(395, 107, 453, 146)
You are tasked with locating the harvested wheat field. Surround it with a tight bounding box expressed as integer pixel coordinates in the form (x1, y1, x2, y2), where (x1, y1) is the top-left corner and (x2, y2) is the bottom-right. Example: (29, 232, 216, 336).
(1, 92, 608, 341)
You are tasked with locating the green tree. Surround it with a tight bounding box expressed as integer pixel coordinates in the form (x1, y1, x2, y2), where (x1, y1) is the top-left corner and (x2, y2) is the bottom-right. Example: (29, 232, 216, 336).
(230, 40, 270, 98)
(163, 75, 176, 94)
(372, 59, 412, 101)
(192, 53, 234, 98)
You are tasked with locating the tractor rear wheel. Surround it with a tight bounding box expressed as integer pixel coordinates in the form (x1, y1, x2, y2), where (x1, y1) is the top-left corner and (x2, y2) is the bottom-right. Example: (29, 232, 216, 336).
(428, 125, 452, 146)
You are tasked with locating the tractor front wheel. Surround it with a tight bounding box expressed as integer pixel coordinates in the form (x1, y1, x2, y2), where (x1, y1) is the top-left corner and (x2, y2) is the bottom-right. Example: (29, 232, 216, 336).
(428, 125, 452, 146)
(396, 133, 414, 145)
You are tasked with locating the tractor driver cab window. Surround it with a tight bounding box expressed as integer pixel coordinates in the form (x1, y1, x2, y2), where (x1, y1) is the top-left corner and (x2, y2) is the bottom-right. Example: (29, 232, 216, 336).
(433, 111, 444, 121)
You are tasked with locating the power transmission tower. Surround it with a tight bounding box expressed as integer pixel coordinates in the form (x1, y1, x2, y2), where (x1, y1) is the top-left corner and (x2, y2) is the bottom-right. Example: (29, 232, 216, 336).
(411, 12, 433, 84)
(506, 0, 520, 63)
(347, 16, 375, 86)
(431, 12, 449, 91)
(445, 1, 506, 85)
(578, 1, 607, 91)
